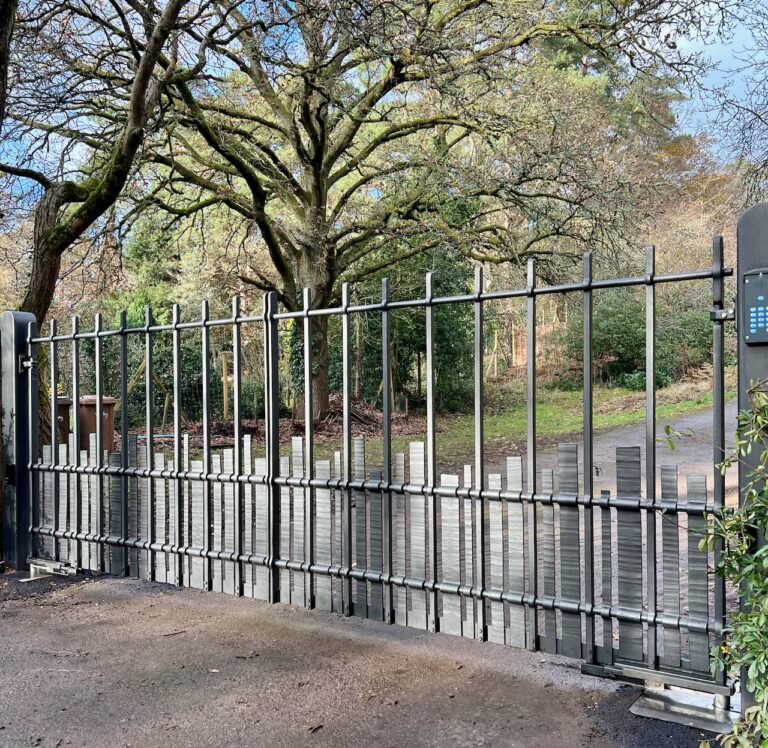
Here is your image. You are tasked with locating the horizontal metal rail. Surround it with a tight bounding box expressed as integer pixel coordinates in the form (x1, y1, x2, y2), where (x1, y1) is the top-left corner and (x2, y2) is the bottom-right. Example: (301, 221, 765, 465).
(29, 522, 720, 634)
(29, 264, 732, 344)
(29, 461, 716, 515)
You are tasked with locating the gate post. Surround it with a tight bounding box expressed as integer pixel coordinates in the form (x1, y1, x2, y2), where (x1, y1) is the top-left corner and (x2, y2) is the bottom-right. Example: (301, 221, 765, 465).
(1, 311, 39, 571)
(736, 203, 768, 714)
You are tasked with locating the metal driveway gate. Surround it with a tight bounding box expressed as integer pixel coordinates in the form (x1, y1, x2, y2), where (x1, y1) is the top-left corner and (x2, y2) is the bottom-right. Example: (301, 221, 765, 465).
(1, 237, 738, 726)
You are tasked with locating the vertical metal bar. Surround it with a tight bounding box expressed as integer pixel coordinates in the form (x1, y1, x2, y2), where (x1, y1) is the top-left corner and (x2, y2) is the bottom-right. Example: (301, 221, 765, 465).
(71, 316, 81, 570)
(201, 300, 212, 590)
(27, 319, 39, 566)
(381, 278, 394, 624)
(711, 235, 727, 688)
(645, 246, 657, 669)
(49, 320, 59, 561)
(303, 288, 315, 608)
(144, 306, 155, 581)
(232, 296, 244, 597)
(474, 266, 487, 641)
(426, 272, 439, 632)
(341, 284, 353, 615)
(94, 313, 104, 571)
(526, 258, 538, 651)
(119, 311, 129, 576)
(264, 292, 281, 603)
(172, 304, 183, 586)
(583, 253, 595, 663)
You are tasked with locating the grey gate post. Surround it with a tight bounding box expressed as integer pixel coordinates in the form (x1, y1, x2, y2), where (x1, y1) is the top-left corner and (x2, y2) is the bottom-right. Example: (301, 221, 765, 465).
(1, 311, 39, 571)
(736, 203, 768, 714)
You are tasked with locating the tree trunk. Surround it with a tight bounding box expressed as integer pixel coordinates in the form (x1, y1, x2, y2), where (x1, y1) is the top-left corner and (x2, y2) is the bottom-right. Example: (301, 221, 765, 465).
(311, 314, 329, 421)
(0, 0, 17, 132)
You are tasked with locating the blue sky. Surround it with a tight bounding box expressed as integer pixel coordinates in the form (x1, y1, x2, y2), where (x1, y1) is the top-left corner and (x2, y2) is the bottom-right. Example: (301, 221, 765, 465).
(677, 19, 755, 136)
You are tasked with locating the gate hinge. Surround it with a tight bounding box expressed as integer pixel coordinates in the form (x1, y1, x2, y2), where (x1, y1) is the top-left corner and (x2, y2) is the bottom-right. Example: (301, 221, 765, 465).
(17, 354, 36, 373)
(710, 309, 735, 322)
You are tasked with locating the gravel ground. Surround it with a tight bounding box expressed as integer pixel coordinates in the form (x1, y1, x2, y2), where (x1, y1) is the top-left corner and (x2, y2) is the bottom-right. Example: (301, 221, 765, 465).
(0, 573, 712, 748)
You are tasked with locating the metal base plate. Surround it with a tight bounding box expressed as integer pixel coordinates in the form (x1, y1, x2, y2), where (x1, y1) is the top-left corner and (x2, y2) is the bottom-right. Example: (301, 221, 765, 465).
(18, 558, 77, 583)
(630, 688, 739, 734)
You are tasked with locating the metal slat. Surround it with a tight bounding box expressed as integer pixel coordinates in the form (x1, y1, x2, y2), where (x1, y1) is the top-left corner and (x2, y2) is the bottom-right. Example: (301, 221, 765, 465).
(506, 457, 526, 648)
(440, 473, 462, 636)
(660, 465, 681, 669)
(616, 446, 644, 663)
(353, 437, 367, 617)
(487, 473, 505, 644)
(539, 469, 556, 653)
(686, 475, 710, 673)
(558, 443, 582, 658)
(408, 441, 428, 629)
(315, 459, 333, 611)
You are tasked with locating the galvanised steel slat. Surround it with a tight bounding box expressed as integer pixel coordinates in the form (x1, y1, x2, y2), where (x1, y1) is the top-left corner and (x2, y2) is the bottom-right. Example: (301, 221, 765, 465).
(462, 464, 474, 634)
(333, 451, 343, 613)
(353, 436, 367, 617)
(539, 469, 557, 653)
(582, 252, 596, 664)
(616, 446, 644, 663)
(558, 443, 581, 659)
(340, 284, 353, 615)
(155, 453, 167, 584)
(367, 466, 385, 622)
(243, 437, 254, 599)
(254, 455, 269, 602)
(474, 266, 487, 642)
(440, 472, 462, 636)
(136, 439, 148, 579)
(315, 459, 333, 610)
(645, 246, 658, 670)
(686, 474, 710, 674)
(409, 440, 428, 629)
(71, 316, 82, 570)
(212, 453, 223, 593)
(303, 288, 315, 609)
(145, 307, 156, 581)
(25, 458, 721, 515)
(526, 258, 538, 651)
(108, 450, 121, 575)
(41, 444, 53, 560)
(381, 279, 394, 624)
(395, 451, 407, 622)
(291, 437, 304, 605)
(232, 296, 244, 597)
(222, 451, 235, 595)
(506, 456, 526, 648)
(487, 472, 505, 644)
(425, 272, 439, 632)
(660, 465, 681, 669)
